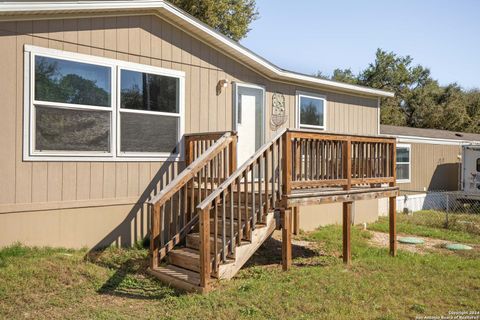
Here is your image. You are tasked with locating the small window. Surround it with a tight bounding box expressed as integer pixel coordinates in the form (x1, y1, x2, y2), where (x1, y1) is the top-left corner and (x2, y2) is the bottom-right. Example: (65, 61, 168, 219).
(476, 158, 480, 172)
(396, 144, 411, 183)
(296, 92, 326, 130)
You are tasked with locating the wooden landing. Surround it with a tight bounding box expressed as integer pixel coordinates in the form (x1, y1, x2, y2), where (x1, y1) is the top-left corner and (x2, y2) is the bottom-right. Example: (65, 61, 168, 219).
(285, 186, 399, 206)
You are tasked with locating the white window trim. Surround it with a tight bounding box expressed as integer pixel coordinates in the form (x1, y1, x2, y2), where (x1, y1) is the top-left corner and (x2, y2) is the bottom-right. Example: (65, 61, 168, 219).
(396, 143, 411, 183)
(295, 90, 327, 130)
(23, 45, 185, 162)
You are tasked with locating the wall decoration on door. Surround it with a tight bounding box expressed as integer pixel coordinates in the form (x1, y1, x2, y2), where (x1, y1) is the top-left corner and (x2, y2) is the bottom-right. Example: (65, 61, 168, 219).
(270, 92, 287, 130)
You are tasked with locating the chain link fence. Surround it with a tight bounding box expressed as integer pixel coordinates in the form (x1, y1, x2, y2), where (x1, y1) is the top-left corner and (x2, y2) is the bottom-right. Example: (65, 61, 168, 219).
(396, 190, 480, 236)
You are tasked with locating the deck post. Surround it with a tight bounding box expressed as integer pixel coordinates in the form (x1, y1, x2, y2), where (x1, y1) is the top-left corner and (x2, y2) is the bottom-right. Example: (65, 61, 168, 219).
(228, 134, 237, 174)
(389, 196, 397, 256)
(389, 140, 397, 257)
(199, 207, 211, 290)
(150, 203, 160, 270)
(281, 208, 292, 271)
(342, 201, 352, 265)
(282, 131, 292, 197)
(293, 207, 300, 235)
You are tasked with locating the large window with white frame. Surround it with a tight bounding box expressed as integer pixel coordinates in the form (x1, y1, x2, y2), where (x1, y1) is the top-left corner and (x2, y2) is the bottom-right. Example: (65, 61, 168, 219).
(296, 91, 326, 130)
(396, 144, 411, 183)
(24, 45, 185, 161)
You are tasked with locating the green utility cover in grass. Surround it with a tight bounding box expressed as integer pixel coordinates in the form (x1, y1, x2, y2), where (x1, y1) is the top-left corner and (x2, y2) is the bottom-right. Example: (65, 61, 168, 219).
(398, 237, 425, 244)
(445, 243, 473, 251)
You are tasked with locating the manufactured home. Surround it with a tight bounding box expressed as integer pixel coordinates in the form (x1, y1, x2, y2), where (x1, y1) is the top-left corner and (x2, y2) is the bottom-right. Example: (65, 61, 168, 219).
(0, 1, 399, 292)
(380, 125, 480, 213)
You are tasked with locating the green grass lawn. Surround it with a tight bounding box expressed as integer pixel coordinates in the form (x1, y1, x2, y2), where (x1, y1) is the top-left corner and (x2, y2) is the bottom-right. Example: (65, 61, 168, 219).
(1, 225, 479, 320)
(369, 210, 480, 244)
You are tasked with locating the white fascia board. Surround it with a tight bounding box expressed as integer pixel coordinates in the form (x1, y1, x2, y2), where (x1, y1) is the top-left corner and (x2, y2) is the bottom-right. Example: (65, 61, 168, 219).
(380, 133, 477, 146)
(0, 0, 394, 98)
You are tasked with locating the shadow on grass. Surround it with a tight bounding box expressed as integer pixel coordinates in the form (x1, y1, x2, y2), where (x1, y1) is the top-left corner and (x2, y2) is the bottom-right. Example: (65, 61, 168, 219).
(244, 235, 328, 268)
(86, 249, 183, 300)
(86, 233, 328, 300)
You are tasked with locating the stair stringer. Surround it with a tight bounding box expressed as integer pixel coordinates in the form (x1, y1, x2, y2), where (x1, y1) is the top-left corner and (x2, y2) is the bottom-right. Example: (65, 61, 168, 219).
(216, 210, 277, 280)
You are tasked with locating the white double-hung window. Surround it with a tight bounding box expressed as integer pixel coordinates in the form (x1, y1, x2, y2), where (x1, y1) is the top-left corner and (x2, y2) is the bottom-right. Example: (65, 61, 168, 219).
(296, 91, 326, 130)
(24, 45, 184, 161)
(396, 144, 411, 183)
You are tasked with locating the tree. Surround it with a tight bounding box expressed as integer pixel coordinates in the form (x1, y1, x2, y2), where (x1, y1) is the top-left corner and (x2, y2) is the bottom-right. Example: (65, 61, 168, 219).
(167, 0, 258, 41)
(314, 49, 480, 133)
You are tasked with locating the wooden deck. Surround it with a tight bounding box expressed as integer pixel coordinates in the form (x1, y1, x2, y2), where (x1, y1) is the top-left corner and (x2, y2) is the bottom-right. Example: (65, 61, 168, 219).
(286, 186, 399, 206)
(147, 129, 398, 293)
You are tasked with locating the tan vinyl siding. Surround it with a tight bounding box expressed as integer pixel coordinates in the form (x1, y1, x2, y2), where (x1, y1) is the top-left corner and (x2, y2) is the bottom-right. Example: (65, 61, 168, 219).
(0, 14, 379, 213)
(398, 142, 462, 193)
(0, 14, 382, 246)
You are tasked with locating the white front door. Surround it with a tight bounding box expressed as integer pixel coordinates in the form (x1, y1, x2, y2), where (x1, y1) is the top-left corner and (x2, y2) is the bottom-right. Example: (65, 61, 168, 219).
(234, 84, 265, 166)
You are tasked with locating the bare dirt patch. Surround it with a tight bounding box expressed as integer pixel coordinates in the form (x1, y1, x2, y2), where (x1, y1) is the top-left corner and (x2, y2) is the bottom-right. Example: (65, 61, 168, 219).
(367, 230, 478, 254)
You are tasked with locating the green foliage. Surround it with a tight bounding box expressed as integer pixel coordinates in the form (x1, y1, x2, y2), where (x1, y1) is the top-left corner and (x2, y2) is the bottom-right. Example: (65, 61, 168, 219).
(317, 49, 480, 133)
(167, 0, 258, 41)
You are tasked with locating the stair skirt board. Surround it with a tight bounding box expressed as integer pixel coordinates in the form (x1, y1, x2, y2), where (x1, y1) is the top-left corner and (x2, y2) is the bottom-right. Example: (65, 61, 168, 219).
(216, 211, 276, 280)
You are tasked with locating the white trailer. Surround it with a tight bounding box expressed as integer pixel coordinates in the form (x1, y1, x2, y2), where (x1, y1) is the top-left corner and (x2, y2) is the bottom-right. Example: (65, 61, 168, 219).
(461, 145, 480, 194)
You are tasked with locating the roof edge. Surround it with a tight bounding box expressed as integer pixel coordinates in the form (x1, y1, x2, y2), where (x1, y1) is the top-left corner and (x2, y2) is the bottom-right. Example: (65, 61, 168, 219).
(0, 0, 395, 98)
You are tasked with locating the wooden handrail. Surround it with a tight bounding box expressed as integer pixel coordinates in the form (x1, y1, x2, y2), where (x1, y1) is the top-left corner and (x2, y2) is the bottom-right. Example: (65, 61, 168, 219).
(196, 128, 287, 211)
(196, 128, 287, 289)
(148, 132, 234, 208)
(285, 130, 396, 191)
(149, 131, 237, 270)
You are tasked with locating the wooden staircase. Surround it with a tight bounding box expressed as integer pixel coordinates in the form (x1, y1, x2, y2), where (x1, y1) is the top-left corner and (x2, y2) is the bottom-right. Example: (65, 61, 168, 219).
(148, 208, 276, 293)
(147, 129, 400, 293)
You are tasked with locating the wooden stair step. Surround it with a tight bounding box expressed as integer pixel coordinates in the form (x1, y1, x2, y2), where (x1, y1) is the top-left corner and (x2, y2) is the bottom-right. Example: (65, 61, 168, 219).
(186, 233, 224, 251)
(209, 218, 239, 234)
(168, 248, 206, 273)
(147, 265, 203, 293)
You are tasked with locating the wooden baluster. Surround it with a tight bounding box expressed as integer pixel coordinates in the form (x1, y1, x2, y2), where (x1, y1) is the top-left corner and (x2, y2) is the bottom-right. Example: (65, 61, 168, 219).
(265, 150, 270, 215)
(229, 184, 235, 256)
(182, 185, 188, 227)
(294, 139, 298, 181)
(243, 170, 251, 240)
(251, 164, 256, 230)
(278, 138, 283, 198)
(270, 144, 276, 209)
(221, 192, 226, 263)
(198, 167, 202, 202)
(214, 196, 219, 271)
(236, 176, 242, 246)
(168, 199, 173, 240)
(174, 192, 179, 236)
(160, 205, 166, 247)
(309, 140, 315, 180)
(257, 158, 262, 223)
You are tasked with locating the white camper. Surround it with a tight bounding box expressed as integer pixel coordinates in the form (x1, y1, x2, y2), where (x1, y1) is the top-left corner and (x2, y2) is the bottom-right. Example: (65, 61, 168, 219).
(461, 145, 480, 193)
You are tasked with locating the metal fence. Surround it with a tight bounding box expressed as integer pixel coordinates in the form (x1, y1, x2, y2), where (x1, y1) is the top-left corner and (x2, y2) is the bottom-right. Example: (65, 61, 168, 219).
(396, 190, 480, 236)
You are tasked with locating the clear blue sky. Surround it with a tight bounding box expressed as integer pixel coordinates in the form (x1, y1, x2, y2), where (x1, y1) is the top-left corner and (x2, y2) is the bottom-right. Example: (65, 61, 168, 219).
(241, 0, 480, 90)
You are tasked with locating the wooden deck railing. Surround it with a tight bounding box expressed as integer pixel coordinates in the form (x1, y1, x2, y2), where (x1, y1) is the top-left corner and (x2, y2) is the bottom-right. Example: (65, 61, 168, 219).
(283, 130, 396, 193)
(193, 129, 396, 289)
(195, 129, 287, 289)
(148, 131, 237, 270)
(184, 131, 235, 166)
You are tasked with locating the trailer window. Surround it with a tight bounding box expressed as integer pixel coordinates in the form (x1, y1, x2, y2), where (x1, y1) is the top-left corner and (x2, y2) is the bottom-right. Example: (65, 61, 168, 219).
(396, 144, 411, 183)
